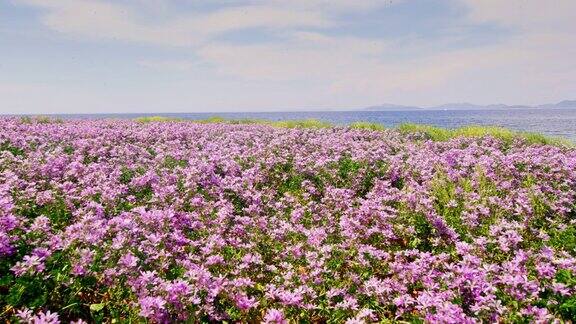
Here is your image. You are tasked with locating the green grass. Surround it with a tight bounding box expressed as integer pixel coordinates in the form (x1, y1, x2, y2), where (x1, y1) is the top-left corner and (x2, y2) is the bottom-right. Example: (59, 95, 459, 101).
(195, 116, 226, 123)
(193, 117, 331, 128)
(398, 123, 572, 146)
(271, 119, 332, 128)
(131, 116, 572, 147)
(19, 116, 63, 124)
(134, 116, 184, 123)
(349, 121, 386, 131)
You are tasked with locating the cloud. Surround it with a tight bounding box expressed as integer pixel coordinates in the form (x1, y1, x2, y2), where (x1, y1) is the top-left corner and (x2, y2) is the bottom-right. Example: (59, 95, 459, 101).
(462, 0, 576, 33)
(6, 0, 576, 110)
(14, 0, 331, 46)
(138, 59, 199, 71)
(257, 0, 400, 13)
(196, 32, 392, 81)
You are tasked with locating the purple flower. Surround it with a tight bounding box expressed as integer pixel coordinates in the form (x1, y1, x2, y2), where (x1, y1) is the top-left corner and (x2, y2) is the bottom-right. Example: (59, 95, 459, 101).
(118, 252, 139, 268)
(263, 309, 287, 324)
(138, 296, 166, 319)
(1, 118, 575, 322)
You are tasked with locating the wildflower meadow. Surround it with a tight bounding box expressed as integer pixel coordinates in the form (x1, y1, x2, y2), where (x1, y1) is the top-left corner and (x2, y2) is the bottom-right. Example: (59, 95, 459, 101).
(1, 118, 575, 323)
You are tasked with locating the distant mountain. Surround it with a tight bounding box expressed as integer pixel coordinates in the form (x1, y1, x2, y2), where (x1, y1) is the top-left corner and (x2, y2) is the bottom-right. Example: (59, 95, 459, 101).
(429, 103, 509, 110)
(361, 100, 576, 111)
(364, 103, 421, 111)
(538, 100, 576, 109)
(506, 105, 533, 109)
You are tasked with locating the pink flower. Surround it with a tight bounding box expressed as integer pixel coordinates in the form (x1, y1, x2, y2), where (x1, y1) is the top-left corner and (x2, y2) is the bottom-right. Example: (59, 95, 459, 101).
(118, 252, 139, 268)
(263, 309, 287, 324)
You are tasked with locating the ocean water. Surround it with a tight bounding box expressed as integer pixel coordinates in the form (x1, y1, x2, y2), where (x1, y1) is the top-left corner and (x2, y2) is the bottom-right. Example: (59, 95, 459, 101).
(55, 109, 576, 141)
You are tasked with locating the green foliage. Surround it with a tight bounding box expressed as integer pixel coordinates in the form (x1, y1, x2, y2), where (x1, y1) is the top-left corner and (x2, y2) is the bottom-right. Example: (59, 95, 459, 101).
(0, 141, 25, 157)
(554, 270, 576, 319)
(267, 162, 304, 197)
(5, 275, 48, 309)
(37, 116, 63, 124)
(349, 121, 386, 131)
(272, 119, 332, 129)
(162, 155, 188, 169)
(19, 116, 33, 124)
(430, 176, 467, 237)
(226, 118, 269, 124)
(194, 116, 332, 129)
(397, 123, 572, 147)
(63, 145, 75, 155)
(225, 189, 248, 215)
(130, 185, 153, 202)
(1, 251, 102, 322)
(558, 296, 576, 321)
(134, 116, 184, 123)
(18, 115, 63, 124)
(196, 116, 226, 123)
(337, 157, 363, 184)
(119, 167, 136, 185)
(357, 161, 388, 197)
(18, 198, 72, 230)
(549, 225, 576, 253)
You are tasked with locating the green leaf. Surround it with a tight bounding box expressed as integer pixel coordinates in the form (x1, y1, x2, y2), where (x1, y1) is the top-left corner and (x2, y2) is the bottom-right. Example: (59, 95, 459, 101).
(90, 303, 105, 312)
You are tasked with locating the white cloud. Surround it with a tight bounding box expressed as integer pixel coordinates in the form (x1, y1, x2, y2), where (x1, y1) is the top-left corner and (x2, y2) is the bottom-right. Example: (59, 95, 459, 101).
(463, 0, 576, 33)
(260, 0, 400, 13)
(196, 32, 392, 81)
(14, 0, 331, 46)
(138, 59, 200, 71)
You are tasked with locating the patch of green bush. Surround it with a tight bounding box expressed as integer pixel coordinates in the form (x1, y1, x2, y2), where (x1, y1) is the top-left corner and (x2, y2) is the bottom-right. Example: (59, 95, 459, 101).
(349, 121, 386, 131)
(134, 116, 184, 123)
(193, 117, 331, 129)
(18, 116, 63, 124)
(271, 119, 332, 128)
(398, 123, 572, 147)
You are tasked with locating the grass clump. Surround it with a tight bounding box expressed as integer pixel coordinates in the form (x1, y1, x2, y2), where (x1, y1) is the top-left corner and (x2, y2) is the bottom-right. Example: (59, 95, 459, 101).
(19, 116, 33, 124)
(228, 118, 269, 124)
(195, 116, 226, 123)
(134, 116, 184, 123)
(398, 123, 572, 147)
(36, 116, 63, 124)
(271, 119, 331, 129)
(19, 116, 63, 124)
(349, 121, 386, 131)
(194, 117, 331, 129)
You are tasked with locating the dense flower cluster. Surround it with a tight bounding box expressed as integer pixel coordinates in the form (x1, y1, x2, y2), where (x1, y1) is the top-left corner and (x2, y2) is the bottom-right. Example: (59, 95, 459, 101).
(1, 118, 575, 323)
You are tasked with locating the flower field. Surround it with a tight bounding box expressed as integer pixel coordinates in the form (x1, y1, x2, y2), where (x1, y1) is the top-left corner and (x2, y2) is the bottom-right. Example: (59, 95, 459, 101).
(1, 118, 575, 323)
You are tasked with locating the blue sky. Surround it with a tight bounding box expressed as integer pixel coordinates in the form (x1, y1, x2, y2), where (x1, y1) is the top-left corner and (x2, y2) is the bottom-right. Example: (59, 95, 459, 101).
(1, 0, 575, 114)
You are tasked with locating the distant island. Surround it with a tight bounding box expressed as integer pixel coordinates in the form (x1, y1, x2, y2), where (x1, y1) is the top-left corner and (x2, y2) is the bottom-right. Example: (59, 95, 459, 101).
(364, 100, 576, 111)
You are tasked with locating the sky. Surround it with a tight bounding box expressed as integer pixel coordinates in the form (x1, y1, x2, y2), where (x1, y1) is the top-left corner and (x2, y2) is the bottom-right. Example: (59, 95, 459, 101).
(1, 0, 575, 114)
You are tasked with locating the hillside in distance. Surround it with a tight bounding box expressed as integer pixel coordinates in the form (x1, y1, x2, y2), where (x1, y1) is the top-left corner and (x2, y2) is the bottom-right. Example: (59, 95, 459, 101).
(363, 100, 576, 111)
(364, 103, 422, 111)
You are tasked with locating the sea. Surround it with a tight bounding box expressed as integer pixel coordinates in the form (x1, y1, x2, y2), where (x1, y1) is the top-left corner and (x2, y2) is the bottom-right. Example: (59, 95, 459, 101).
(27, 108, 576, 142)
